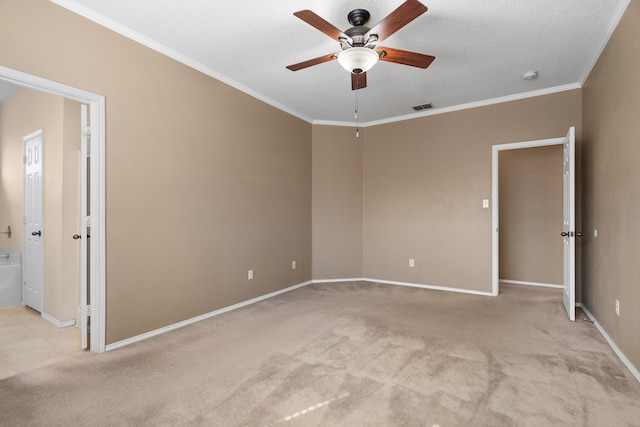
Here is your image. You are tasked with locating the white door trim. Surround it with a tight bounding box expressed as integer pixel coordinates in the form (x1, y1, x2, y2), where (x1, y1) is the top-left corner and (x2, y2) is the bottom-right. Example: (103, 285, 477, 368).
(0, 66, 107, 353)
(80, 105, 89, 350)
(491, 135, 566, 297)
(562, 128, 576, 321)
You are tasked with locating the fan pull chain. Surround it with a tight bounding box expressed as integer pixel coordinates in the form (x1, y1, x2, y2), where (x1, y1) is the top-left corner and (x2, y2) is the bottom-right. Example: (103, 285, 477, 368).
(355, 78, 359, 138)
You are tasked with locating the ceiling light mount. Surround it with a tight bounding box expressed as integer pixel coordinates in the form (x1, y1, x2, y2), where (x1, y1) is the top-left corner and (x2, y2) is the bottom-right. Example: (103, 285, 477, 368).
(347, 9, 370, 27)
(522, 71, 538, 81)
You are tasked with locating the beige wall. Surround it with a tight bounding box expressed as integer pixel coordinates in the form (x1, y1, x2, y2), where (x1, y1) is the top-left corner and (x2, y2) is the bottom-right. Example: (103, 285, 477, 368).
(312, 125, 363, 279)
(582, 1, 640, 372)
(0, 88, 80, 322)
(499, 145, 563, 285)
(0, 95, 26, 253)
(362, 92, 581, 292)
(0, 0, 312, 344)
(311, 94, 579, 293)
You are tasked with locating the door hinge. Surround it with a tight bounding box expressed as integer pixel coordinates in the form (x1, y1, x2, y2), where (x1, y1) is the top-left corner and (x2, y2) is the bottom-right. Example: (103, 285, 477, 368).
(82, 305, 92, 316)
(83, 127, 92, 158)
(23, 155, 27, 164)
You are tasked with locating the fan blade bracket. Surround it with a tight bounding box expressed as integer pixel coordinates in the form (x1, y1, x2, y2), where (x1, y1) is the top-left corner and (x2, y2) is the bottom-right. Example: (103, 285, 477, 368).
(338, 36, 353, 48)
(366, 34, 379, 45)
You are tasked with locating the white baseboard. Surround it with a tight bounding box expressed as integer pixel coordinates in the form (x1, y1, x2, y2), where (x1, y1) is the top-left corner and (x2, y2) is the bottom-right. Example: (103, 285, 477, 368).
(106, 277, 491, 352)
(106, 280, 313, 352)
(312, 277, 493, 296)
(102, 279, 639, 386)
(363, 278, 494, 296)
(41, 312, 76, 328)
(311, 277, 365, 284)
(578, 303, 640, 383)
(500, 279, 563, 289)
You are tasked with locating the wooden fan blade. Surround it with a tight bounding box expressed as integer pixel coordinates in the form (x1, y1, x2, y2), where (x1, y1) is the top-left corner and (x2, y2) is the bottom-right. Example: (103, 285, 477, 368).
(294, 10, 350, 43)
(376, 47, 435, 68)
(286, 53, 339, 71)
(365, 0, 428, 43)
(351, 72, 367, 90)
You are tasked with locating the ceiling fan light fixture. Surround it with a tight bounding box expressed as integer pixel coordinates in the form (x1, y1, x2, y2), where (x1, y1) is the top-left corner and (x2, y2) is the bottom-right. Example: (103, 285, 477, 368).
(338, 47, 379, 74)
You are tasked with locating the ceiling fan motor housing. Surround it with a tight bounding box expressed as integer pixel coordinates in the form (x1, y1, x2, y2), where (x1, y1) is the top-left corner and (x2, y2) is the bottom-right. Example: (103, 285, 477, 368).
(340, 9, 378, 74)
(343, 9, 374, 49)
(344, 27, 371, 47)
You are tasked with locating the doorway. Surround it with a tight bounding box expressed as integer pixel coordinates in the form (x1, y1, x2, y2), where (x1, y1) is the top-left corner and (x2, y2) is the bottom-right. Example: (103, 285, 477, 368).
(1, 92, 84, 369)
(0, 66, 106, 352)
(491, 128, 576, 320)
(498, 145, 564, 289)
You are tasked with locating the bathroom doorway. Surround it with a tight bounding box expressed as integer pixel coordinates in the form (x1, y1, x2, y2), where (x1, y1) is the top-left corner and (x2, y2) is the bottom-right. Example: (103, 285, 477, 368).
(0, 66, 105, 353)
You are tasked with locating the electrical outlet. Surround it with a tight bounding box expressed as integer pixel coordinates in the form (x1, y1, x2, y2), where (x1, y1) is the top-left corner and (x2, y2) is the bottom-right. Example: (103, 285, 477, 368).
(248, 269, 253, 280)
(292, 260, 297, 270)
(615, 299, 620, 316)
(482, 199, 489, 208)
(409, 259, 415, 268)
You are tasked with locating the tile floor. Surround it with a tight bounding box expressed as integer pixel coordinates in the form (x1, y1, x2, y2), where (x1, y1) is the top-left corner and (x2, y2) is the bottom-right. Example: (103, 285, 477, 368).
(0, 306, 84, 379)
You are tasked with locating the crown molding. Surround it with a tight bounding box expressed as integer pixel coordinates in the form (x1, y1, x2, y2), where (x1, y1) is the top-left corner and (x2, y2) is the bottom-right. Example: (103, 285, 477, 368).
(49, 0, 314, 124)
(313, 83, 582, 128)
(579, 0, 631, 86)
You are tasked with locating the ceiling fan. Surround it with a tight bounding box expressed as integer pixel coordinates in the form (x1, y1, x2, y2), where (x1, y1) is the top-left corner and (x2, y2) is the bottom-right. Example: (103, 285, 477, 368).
(286, 0, 435, 90)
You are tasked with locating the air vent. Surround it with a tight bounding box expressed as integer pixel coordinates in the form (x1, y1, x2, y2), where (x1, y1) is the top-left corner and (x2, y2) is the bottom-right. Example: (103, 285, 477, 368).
(412, 103, 433, 111)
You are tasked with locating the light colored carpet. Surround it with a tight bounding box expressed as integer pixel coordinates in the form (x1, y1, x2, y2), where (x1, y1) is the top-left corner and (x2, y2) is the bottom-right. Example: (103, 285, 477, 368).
(0, 282, 638, 426)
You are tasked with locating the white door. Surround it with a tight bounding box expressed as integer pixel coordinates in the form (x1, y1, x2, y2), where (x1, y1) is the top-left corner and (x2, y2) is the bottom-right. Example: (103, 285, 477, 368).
(23, 130, 44, 312)
(562, 127, 576, 321)
(79, 105, 90, 349)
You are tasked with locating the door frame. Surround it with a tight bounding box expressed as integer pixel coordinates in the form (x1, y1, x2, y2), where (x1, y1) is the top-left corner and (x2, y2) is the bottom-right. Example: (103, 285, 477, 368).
(0, 66, 107, 353)
(491, 134, 567, 297)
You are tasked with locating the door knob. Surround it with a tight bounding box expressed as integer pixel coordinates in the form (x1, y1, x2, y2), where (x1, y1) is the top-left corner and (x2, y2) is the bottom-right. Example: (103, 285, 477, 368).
(31, 231, 41, 236)
(73, 234, 81, 240)
(560, 232, 569, 237)
(576, 232, 583, 237)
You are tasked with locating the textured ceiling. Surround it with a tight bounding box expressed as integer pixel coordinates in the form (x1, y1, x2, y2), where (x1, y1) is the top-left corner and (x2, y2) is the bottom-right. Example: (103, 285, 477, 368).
(31, 0, 630, 125)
